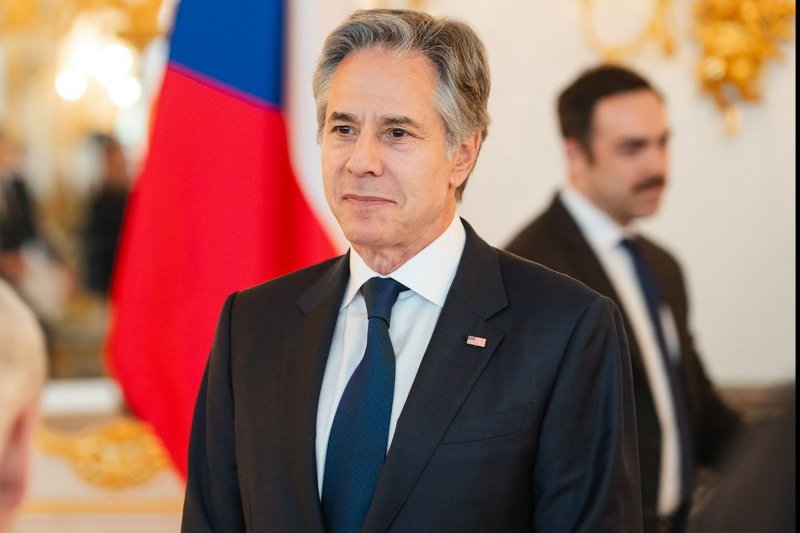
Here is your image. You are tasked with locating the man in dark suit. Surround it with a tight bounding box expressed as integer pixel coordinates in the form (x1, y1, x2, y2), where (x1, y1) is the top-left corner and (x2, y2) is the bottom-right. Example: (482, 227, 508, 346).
(505, 65, 741, 533)
(183, 11, 642, 532)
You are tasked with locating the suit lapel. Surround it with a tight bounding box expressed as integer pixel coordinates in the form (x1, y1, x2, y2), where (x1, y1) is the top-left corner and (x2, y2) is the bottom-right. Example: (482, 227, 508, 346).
(361, 221, 507, 532)
(546, 196, 621, 301)
(546, 197, 649, 370)
(283, 254, 350, 533)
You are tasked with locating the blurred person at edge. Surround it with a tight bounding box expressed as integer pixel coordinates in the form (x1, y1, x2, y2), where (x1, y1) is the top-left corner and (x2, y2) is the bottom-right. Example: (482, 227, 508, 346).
(0, 279, 47, 533)
(0, 129, 69, 353)
(688, 384, 795, 533)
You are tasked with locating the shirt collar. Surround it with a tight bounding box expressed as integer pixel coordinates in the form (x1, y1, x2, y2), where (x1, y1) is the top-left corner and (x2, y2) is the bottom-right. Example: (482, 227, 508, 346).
(560, 184, 638, 252)
(342, 214, 466, 309)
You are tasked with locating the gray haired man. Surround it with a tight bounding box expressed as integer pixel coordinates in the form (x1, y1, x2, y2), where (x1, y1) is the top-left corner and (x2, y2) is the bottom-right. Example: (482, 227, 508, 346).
(183, 10, 642, 532)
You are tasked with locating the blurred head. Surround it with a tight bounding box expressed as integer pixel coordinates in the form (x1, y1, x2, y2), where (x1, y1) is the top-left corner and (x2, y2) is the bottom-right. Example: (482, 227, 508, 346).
(558, 64, 670, 226)
(0, 281, 46, 532)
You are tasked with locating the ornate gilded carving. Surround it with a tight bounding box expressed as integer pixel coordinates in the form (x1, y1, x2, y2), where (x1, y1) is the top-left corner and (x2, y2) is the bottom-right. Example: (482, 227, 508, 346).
(0, 0, 39, 33)
(0, 0, 165, 49)
(694, 0, 796, 133)
(580, 0, 677, 61)
(0, 0, 168, 144)
(37, 417, 171, 489)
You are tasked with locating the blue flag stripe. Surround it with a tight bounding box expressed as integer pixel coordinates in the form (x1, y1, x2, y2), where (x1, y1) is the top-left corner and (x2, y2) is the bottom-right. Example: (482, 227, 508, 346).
(168, 0, 284, 107)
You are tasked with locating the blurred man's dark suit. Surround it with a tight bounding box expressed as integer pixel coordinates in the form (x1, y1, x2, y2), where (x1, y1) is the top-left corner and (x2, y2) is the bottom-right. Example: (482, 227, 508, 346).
(506, 195, 740, 532)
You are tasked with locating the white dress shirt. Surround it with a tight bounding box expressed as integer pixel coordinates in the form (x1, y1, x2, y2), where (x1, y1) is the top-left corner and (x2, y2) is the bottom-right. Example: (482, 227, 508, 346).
(315, 215, 466, 494)
(561, 186, 683, 515)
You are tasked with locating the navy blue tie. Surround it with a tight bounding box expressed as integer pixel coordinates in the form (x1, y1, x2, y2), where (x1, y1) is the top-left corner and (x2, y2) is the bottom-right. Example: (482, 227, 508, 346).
(620, 238, 695, 498)
(322, 277, 408, 533)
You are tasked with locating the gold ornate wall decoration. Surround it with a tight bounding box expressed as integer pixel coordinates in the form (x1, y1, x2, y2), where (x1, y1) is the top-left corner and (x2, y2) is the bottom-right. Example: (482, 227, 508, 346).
(0, 0, 166, 135)
(0, 0, 164, 47)
(0, 0, 39, 33)
(694, 0, 796, 133)
(37, 416, 172, 489)
(580, 0, 677, 61)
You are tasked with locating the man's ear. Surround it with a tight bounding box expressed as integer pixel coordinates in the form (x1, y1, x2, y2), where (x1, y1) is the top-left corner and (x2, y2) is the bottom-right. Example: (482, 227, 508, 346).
(450, 131, 482, 189)
(564, 138, 590, 172)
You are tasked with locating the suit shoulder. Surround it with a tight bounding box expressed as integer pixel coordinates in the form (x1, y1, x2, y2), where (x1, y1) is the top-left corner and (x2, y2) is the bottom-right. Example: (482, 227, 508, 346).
(638, 234, 683, 273)
(496, 248, 608, 309)
(234, 255, 343, 307)
(505, 214, 553, 256)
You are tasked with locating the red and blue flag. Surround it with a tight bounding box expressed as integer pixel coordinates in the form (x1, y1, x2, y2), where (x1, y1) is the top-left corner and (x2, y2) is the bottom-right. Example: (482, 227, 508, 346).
(108, 0, 337, 475)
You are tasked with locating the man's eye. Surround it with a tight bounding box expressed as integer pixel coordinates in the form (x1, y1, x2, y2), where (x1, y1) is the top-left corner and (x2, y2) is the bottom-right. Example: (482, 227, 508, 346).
(334, 126, 352, 134)
(619, 143, 644, 155)
(390, 129, 407, 138)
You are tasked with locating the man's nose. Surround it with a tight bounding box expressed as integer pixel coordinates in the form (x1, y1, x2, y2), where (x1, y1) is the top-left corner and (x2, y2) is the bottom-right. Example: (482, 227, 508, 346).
(345, 133, 383, 177)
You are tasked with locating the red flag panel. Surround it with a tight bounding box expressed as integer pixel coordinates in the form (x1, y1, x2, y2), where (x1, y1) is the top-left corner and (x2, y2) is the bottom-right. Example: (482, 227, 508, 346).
(108, 67, 336, 474)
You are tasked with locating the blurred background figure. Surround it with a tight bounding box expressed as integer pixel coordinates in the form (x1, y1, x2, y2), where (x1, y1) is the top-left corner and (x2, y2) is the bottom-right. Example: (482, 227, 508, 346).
(81, 134, 130, 296)
(0, 279, 47, 533)
(0, 128, 73, 356)
(0, 129, 39, 286)
(688, 384, 795, 533)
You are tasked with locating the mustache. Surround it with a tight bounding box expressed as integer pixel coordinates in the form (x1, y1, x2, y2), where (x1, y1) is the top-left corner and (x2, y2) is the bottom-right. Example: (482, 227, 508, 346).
(633, 176, 666, 193)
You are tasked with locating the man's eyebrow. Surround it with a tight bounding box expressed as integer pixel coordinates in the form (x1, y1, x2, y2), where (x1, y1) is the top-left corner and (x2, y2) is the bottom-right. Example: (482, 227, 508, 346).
(328, 111, 357, 123)
(326, 112, 425, 130)
(381, 115, 425, 131)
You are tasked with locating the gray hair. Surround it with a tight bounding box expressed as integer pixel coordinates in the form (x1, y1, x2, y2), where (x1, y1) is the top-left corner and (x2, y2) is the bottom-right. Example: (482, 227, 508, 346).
(313, 9, 491, 201)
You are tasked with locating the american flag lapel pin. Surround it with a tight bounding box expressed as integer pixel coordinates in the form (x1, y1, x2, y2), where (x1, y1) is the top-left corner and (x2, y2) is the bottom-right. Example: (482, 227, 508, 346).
(466, 335, 487, 348)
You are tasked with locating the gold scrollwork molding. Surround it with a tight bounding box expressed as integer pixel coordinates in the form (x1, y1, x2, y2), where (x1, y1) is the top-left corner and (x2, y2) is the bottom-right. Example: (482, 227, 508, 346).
(694, 0, 796, 133)
(581, 0, 677, 61)
(0, 0, 165, 49)
(36, 416, 172, 489)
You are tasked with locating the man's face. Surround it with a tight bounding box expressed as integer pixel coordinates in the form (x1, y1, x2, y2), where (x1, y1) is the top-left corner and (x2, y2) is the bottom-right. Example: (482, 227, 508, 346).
(570, 89, 669, 226)
(321, 47, 476, 262)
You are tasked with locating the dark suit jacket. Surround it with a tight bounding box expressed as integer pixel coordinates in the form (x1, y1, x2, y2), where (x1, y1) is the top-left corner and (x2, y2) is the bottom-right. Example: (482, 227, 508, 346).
(506, 195, 741, 532)
(182, 220, 643, 532)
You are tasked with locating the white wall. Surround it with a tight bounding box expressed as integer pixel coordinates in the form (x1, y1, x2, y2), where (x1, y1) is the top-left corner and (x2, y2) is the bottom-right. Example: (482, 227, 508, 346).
(310, 1, 796, 386)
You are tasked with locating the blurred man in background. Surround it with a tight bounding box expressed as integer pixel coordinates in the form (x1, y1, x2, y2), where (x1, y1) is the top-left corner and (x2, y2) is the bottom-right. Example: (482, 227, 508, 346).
(0, 129, 39, 285)
(82, 134, 130, 295)
(0, 279, 47, 533)
(506, 64, 741, 533)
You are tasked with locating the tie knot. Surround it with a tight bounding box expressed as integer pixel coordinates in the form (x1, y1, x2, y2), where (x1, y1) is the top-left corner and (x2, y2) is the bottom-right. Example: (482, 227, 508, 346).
(361, 277, 408, 325)
(619, 237, 641, 257)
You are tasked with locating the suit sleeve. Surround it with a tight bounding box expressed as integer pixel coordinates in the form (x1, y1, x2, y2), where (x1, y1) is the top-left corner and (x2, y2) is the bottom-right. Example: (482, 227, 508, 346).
(182, 292, 247, 532)
(532, 296, 643, 533)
